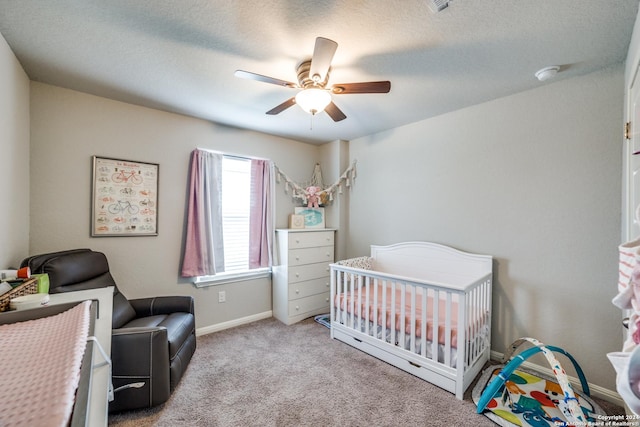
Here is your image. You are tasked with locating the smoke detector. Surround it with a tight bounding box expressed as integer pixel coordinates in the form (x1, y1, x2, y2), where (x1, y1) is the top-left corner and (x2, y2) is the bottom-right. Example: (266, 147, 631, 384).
(535, 66, 560, 82)
(428, 0, 451, 13)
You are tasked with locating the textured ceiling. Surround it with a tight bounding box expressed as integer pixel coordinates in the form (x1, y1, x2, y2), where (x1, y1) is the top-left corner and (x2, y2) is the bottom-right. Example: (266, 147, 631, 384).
(0, 0, 638, 144)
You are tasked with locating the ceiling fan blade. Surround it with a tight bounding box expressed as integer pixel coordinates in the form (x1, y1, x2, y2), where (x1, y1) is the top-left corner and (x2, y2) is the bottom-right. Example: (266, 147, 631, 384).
(234, 70, 297, 88)
(324, 101, 347, 122)
(309, 37, 338, 84)
(331, 81, 391, 94)
(266, 97, 296, 115)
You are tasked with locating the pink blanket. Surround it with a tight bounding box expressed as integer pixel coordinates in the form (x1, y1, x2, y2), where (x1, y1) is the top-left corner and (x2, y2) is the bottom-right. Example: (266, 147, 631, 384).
(0, 301, 91, 427)
(334, 285, 460, 348)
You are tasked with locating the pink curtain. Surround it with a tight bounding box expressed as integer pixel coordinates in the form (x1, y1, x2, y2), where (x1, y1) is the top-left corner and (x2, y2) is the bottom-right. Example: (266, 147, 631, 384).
(181, 149, 224, 277)
(249, 159, 274, 269)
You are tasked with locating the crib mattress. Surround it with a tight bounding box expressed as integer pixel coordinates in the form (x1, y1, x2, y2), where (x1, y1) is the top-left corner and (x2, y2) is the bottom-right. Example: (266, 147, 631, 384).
(334, 284, 460, 348)
(0, 300, 91, 427)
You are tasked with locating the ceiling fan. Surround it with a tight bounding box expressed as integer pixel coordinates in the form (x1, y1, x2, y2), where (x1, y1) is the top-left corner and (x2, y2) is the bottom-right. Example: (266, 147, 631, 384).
(234, 37, 391, 122)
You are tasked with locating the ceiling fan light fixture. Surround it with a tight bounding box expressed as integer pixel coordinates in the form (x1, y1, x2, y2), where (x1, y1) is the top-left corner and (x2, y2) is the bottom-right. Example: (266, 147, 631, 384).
(295, 88, 332, 115)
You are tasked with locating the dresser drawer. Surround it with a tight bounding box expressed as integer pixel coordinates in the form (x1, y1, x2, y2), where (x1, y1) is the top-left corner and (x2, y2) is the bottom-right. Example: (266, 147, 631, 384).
(288, 262, 331, 283)
(288, 246, 334, 266)
(288, 292, 330, 316)
(288, 277, 330, 300)
(287, 231, 334, 249)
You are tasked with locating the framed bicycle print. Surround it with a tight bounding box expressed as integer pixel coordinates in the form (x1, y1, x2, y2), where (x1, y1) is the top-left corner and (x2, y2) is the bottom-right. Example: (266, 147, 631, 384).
(91, 156, 159, 237)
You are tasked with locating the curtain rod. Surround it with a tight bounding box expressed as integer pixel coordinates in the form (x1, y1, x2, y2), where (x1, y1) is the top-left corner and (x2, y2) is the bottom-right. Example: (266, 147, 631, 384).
(194, 147, 269, 161)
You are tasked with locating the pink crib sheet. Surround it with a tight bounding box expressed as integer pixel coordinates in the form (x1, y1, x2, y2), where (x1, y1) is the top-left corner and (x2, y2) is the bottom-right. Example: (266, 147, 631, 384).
(0, 300, 91, 427)
(334, 284, 460, 348)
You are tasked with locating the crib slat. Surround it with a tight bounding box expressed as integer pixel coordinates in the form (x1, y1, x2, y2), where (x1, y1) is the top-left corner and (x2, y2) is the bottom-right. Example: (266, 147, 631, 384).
(476, 286, 481, 361)
(467, 287, 474, 366)
(410, 285, 416, 354)
(431, 289, 439, 362)
(349, 273, 356, 329)
(330, 269, 335, 329)
(471, 285, 478, 363)
(482, 278, 491, 358)
(480, 283, 488, 356)
(421, 289, 427, 358)
(444, 292, 452, 367)
(372, 277, 378, 336)
(382, 280, 387, 344)
(458, 290, 467, 370)
(364, 275, 370, 335)
(335, 270, 341, 322)
(341, 271, 347, 325)
(400, 281, 406, 349)
(391, 281, 396, 346)
(357, 273, 363, 331)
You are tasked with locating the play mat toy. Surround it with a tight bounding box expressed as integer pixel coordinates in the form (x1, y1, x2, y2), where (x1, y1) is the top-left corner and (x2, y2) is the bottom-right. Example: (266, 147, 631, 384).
(473, 337, 606, 427)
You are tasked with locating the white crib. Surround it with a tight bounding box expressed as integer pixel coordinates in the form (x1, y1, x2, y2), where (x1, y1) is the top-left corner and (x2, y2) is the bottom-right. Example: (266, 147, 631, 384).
(330, 241, 492, 399)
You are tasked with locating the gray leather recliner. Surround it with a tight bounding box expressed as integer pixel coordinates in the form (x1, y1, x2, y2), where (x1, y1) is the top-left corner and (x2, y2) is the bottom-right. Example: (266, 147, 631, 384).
(20, 248, 196, 413)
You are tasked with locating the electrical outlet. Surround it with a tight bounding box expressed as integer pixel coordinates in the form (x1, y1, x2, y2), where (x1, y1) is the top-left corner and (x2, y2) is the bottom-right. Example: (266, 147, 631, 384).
(218, 290, 226, 303)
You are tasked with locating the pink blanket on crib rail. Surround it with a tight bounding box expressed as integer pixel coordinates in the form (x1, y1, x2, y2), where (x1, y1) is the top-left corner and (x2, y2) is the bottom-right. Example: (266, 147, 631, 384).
(0, 300, 91, 427)
(334, 285, 460, 348)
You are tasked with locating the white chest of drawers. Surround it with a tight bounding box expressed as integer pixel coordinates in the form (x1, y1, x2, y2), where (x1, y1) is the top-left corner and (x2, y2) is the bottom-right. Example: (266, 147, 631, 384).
(273, 228, 335, 325)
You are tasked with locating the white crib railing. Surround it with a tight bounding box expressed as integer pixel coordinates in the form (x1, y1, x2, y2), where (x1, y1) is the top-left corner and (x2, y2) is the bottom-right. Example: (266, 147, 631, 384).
(330, 262, 492, 399)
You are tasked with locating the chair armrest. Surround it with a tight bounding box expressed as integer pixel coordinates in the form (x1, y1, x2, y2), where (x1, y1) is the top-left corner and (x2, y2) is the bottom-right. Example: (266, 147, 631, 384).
(129, 295, 195, 317)
(111, 326, 170, 374)
(110, 326, 171, 411)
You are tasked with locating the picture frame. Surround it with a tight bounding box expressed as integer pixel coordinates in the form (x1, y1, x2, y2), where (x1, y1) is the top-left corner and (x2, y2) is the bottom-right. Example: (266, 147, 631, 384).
(289, 214, 305, 229)
(294, 207, 325, 229)
(91, 156, 159, 237)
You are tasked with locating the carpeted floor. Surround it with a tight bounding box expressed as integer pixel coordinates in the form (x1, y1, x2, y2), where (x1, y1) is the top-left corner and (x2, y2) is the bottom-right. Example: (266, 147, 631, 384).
(108, 317, 623, 427)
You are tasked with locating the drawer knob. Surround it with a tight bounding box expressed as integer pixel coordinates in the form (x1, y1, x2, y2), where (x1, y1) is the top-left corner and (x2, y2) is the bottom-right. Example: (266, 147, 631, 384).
(295, 289, 299, 294)
(295, 305, 299, 311)
(325, 297, 329, 302)
(295, 239, 300, 244)
(325, 282, 329, 287)
(295, 256, 300, 261)
(326, 253, 330, 257)
(295, 273, 300, 278)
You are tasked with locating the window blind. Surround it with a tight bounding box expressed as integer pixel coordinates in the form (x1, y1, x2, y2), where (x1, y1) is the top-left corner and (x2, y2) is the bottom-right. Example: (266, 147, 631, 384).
(221, 156, 250, 272)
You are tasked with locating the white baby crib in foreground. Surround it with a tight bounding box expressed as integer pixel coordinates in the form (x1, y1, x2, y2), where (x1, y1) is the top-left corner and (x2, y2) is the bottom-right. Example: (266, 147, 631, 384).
(330, 241, 492, 399)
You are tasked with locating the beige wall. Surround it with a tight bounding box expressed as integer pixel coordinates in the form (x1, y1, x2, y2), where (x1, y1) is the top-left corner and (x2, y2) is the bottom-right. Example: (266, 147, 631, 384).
(29, 82, 323, 329)
(347, 65, 624, 392)
(0, 33, 29, 269)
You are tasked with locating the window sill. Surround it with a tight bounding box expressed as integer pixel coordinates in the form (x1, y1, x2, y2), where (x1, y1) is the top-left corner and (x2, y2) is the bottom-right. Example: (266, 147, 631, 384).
(192, 268, 271, 288)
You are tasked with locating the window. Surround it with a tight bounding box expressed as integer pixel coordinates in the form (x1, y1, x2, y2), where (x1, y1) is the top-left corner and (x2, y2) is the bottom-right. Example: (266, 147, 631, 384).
(182, 149, 273, 285)
(221, 156, 250, 273)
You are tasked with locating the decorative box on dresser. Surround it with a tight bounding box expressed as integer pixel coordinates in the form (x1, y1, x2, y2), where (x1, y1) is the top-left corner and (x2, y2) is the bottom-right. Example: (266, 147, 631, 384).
(273, 228, 336, 325)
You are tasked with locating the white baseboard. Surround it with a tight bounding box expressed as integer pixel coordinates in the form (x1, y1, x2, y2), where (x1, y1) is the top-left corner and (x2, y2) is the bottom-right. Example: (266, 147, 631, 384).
(196, 311, 273, 336)
(489, 350, 624, 408)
